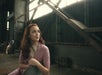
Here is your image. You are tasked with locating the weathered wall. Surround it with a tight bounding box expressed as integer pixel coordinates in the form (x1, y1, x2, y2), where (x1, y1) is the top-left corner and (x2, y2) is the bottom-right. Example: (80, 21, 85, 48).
(48, 44, 102, 71)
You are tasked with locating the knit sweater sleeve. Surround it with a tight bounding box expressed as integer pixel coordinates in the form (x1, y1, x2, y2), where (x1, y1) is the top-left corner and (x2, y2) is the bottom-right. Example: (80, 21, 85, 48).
(42, 45, 50, 69)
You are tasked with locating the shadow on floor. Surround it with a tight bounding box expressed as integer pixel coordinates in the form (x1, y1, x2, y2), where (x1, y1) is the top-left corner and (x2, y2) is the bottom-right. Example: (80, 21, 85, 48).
(0, 53, 102, 75)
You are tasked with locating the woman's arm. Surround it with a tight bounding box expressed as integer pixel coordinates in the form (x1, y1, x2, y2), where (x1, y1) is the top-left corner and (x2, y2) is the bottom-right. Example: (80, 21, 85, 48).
(19, 63, 29, 69)
(29, 58, 50, 75)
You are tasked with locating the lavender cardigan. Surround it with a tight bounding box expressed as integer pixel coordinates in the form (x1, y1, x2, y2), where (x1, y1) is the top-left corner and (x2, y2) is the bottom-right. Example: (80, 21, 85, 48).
(8, 43, 50, 75)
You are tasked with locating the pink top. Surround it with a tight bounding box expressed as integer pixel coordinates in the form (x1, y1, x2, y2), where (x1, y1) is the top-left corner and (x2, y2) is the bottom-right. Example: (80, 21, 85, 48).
(19, 43, 50, 69)
(8, 43, 50, 75)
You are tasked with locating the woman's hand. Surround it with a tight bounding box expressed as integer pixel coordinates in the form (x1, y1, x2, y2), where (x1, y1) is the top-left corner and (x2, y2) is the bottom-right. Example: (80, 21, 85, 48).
(29, 58, 40, 66)
(29, 58, 49, 75)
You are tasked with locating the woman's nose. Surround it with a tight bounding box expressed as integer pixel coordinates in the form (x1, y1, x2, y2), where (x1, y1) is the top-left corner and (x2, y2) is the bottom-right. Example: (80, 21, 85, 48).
(36, 32, 39, 35)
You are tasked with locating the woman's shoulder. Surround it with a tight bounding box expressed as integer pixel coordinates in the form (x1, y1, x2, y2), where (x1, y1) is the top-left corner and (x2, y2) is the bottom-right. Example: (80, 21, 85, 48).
(39, 43, 49, 50)
(38, 43, 50, 56)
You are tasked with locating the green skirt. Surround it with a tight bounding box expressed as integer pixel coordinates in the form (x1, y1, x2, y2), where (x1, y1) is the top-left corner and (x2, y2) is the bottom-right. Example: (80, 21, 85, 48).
(23, 66, 41, 75)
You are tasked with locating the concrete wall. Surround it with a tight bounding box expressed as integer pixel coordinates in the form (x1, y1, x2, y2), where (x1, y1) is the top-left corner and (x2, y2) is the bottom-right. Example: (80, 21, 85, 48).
(48, 44, 102, 71)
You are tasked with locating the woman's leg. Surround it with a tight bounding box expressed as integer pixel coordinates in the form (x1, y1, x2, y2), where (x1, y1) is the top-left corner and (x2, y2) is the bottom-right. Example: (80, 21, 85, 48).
(8, 68, 21, 75)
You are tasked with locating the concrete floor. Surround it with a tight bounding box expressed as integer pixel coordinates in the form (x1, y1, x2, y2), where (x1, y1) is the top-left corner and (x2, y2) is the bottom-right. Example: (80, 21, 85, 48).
(0, 53, 102, 75)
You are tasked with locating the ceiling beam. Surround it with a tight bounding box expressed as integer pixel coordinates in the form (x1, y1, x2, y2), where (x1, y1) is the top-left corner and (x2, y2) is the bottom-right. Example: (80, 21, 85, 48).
(44, 1, 102, 51)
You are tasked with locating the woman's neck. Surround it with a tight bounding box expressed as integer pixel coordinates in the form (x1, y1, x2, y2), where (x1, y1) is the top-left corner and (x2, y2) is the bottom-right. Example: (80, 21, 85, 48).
(32, 42, 39, 51)
(32, 41, 39, 48)
(31, 41, 38, 45)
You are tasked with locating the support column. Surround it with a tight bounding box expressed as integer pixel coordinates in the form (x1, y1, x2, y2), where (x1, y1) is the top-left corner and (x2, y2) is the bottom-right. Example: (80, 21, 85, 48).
(14, 0, 27, 47)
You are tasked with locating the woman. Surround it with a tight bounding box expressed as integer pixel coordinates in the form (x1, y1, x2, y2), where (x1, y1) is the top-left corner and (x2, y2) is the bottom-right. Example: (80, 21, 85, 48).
(8, 23, 50, 75)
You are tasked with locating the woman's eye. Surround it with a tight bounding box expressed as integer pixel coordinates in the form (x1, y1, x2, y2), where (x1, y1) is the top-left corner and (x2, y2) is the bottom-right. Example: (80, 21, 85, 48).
(38, 30, 40, 33)
(31, 30, 40, 33)
(32, 30, 36, 33)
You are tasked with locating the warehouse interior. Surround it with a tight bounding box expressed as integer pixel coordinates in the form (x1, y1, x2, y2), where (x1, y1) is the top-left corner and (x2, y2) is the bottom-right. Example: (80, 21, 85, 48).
(0, 0, 102, 75)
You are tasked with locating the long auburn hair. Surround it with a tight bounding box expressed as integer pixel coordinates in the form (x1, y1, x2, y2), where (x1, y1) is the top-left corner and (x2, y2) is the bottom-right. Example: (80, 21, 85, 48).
(20, 23, 45, 59)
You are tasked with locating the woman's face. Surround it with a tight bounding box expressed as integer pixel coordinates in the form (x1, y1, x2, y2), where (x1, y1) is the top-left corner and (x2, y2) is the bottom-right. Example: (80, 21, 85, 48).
(29, 25, 40, 42)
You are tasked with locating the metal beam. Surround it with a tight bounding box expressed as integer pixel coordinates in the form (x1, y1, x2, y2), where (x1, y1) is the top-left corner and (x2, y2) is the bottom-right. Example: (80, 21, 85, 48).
(15, 3, 43, 20)
(84, 27, 102, 32)
(30, 7, 38, 23)
(70, 19, 87, 30)
(44, 1, 102, 51)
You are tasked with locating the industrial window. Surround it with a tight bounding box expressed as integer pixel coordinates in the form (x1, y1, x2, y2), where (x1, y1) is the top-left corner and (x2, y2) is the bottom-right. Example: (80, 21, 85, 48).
(29, 0, 82, 20)
(7, 11, 10, 30)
